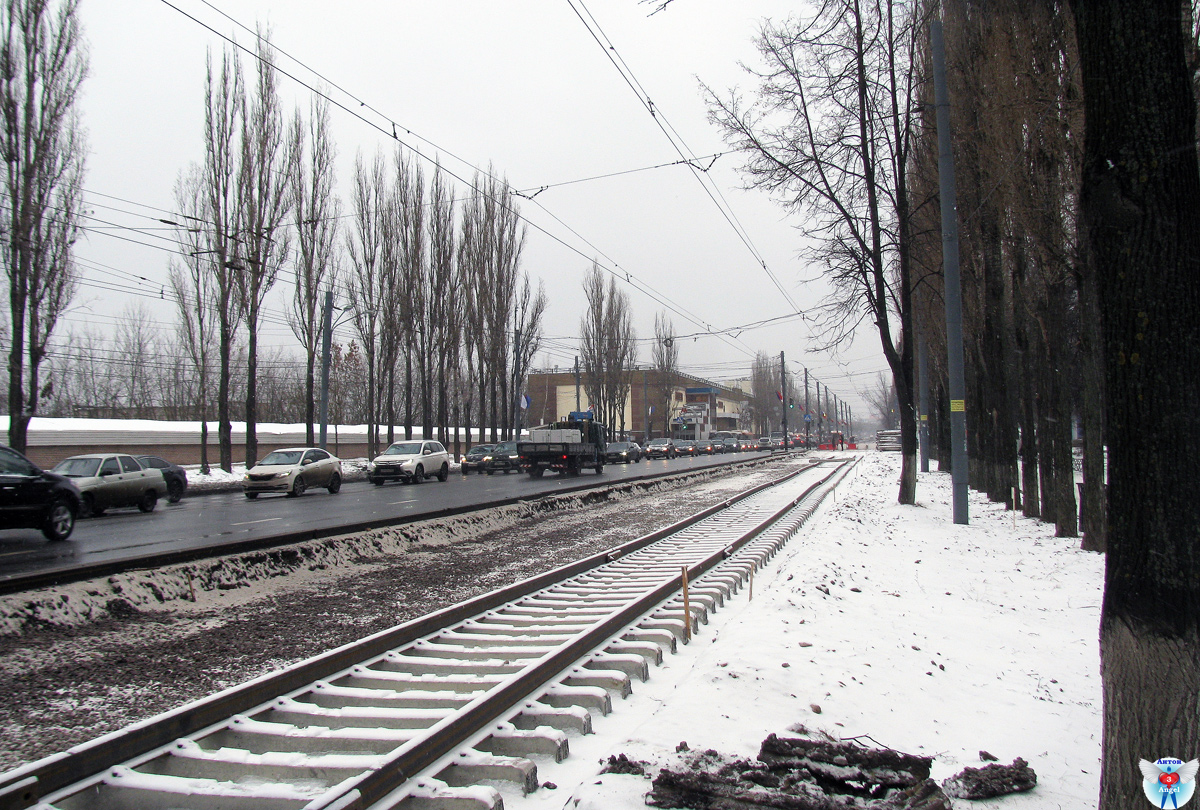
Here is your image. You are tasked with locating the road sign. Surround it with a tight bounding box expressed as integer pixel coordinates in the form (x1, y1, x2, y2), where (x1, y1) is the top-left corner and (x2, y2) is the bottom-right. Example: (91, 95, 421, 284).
(804, 413, 813, 422)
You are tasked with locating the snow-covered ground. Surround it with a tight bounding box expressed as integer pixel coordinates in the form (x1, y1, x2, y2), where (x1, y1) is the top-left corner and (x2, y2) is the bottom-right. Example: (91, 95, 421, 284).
(509, 452, 1104, 809)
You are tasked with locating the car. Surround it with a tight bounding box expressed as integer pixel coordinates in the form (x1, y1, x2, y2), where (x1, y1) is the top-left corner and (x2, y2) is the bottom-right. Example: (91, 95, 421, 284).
(645, 438, 676, 459)
(722, 438, 741, 453)
(675, 440, 698, 456)
(627, 441, 645, 462)
(53, 453, 167, 517)
(697, 439, 716, 455)
(136, 456, 188, 503)
(484, 441, 520, 474)
(756, 437, 772, 450)
(605, 441, 641, 463)
(460, 444, 494, 475)
(243, 447, 342, 498)
(0, 445, 80, 541)
(369, 440, 450, 484)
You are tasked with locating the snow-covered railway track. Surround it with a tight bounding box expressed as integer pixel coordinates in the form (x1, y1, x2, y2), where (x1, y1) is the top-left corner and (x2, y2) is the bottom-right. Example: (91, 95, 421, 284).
(0, 458, 856, 810)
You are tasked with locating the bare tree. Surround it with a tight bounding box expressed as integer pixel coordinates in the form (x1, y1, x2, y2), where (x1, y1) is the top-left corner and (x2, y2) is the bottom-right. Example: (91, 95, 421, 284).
(346, 149, 387, 456)
(393, 150, 424, 441)
(427, 162, 459, 445)
(512, 271, 547, 434)
(1072, 2, 1200, 806)
(651, 312, 679, 437)
(199, 46, 244, 472)
(706, 0, 924, 503)
(170, 166, 215, 471)
(1, 0, 87, 451)
(580, 263, 636, 432)
(287, 93, 339, 446)
(236, 29, 296, 467)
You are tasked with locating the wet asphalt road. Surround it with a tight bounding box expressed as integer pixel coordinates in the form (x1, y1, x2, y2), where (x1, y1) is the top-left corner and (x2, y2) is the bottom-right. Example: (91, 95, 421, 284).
(0, 451, 777, 587)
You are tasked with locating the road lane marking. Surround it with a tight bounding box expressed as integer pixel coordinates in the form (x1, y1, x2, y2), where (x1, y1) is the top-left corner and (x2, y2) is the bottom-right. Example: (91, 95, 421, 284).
(230, 518, 283, 526)
(388, 499, 418, 505)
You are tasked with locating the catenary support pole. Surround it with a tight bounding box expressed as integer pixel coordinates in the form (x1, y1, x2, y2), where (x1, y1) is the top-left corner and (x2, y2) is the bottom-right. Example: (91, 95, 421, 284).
(780, 351, 788, 450)
(318, 289, 333, 450)
(804, 368, 810, 449)
(932, 19, 969, 524)
(574, 356, 581, 413)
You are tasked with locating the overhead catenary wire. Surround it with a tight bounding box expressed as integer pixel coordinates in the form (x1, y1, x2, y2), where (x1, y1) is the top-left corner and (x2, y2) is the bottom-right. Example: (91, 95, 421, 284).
(154, 0, 767, 362)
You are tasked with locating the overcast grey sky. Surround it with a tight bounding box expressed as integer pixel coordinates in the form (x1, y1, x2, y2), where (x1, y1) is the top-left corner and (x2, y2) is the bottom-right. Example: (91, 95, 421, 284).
(75, 0, 890, 418)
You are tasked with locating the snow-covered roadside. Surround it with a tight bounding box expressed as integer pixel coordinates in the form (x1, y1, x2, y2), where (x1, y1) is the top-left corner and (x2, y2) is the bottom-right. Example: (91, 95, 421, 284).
(509, 452, 1103, 809)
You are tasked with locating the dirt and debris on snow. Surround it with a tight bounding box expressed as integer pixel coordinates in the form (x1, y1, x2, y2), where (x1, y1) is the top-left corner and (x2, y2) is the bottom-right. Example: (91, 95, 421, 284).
(0, 460, 790, 772)
(942, 758, 1038, 800)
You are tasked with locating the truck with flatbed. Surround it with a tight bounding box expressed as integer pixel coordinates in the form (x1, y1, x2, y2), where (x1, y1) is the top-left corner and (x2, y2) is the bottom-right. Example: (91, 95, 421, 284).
(517, 412, 607, 478)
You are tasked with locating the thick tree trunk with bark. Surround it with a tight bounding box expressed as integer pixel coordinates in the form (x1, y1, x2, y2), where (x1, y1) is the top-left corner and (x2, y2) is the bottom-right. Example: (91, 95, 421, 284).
(1072, 2, 1200, 806)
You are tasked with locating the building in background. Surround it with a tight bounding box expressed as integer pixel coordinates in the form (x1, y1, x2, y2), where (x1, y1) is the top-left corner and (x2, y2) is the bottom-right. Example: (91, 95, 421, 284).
(524, 368, 748, 441)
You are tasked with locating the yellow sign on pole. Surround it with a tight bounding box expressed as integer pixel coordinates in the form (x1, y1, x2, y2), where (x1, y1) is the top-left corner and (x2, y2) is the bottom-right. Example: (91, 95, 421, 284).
(950, 399, 965, 412)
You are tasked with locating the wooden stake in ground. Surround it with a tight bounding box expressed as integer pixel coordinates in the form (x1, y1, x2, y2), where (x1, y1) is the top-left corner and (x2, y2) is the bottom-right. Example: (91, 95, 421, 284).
(749, 566, 754, 601)
(681, 566, 691, 643)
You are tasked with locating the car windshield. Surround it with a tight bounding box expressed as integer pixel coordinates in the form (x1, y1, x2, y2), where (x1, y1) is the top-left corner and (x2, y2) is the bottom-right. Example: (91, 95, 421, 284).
(678, 441, 694, 447)
(495, 443, 516, 452)
(53, 457, 101, 477)
(383, 442, 423, 456)
(468, 445, 493, 455)
(608, 443, 629, 450)
(649, 440, 669, 446)
(259, 450, 303, 466)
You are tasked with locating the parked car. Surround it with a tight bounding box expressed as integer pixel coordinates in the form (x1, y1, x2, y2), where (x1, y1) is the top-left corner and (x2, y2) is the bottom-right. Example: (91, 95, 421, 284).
(0, 445, 80, 541)
(645, 438, 676, 459)
(605, 441, 641, 464)
(136, 455, 188, 503)
(369, 440, 449, 485)
(243, 447, 342, 498)
(676, 440, 698, 456)
(53, 453, 167, 517)
(460, 444, 494, 475)
(484, 441, 520, 474)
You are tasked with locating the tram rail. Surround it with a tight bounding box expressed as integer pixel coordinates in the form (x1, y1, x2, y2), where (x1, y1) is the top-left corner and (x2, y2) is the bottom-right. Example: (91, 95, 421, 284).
(0, 457, 857, 810)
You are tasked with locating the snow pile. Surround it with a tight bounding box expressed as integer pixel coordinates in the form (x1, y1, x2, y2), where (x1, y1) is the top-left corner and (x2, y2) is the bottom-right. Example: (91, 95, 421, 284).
(0, 461, 767, 636)
(514, 452, 1104, 809)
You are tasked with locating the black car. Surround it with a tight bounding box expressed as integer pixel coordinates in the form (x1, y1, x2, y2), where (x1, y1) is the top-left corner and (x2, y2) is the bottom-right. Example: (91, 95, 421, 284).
(605, 441, 641, 463)
(645, 438, 676, 459)
(675, 440, 698, 456)
(137, 455, 188, 503)
(484, 441, 520, 474)
(722, 438, 741, 453)
(460, 444, 494, 475)
(0, 445, 80, 541)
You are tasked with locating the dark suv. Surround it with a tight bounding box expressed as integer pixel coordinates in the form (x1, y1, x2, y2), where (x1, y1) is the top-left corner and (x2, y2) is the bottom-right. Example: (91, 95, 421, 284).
(484, 442, 521, 474)
(0, 445, 81, 541)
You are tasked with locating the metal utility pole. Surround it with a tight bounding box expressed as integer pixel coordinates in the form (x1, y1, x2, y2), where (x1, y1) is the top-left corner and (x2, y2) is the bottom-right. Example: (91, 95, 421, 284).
(932, 19, 969, 524)
(574, 356, 581, 413)
(803, 368, 810, 449)
(642, 368, 649, 443)
(815, 380, 822, 446)
(318, 289, 333, 450)
(780, 351, 788, 450)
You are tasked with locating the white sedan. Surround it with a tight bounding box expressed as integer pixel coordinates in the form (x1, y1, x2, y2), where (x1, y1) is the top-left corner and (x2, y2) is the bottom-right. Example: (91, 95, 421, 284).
(243, 448, 342, 499)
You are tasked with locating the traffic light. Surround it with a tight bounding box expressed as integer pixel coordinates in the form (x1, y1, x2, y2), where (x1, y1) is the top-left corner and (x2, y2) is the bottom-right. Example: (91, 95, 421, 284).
(789, 398, 795, 409)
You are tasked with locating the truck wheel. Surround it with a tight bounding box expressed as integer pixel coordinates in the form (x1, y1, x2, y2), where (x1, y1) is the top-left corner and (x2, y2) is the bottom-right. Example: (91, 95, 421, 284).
(529, 465, 543, 478)
(595, 461, 604, 474)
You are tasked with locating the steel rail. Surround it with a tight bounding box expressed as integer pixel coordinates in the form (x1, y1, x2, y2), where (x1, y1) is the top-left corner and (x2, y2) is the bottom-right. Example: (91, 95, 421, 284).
(0, 458, 855, 810)
(0, 454, 786, 597)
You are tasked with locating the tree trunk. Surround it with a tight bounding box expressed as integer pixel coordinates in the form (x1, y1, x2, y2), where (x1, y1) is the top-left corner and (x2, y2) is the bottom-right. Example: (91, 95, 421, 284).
(1072, 3, 1200, 806)
(1077, 254, 1107, 551)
